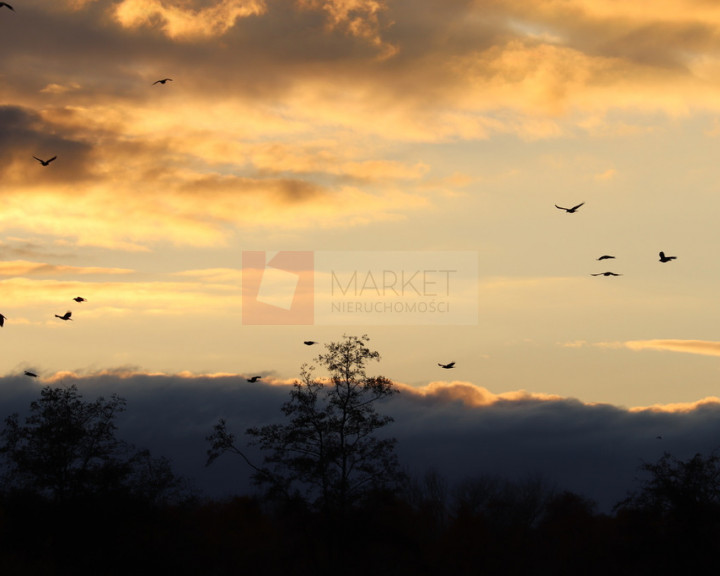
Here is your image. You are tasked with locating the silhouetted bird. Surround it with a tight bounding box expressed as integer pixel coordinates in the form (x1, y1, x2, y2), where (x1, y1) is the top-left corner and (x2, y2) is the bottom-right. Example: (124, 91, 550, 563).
(73, 297, 87, 302)
(555, 202, 584, 213)
(304, 341, 318, 345)
(33, 155, 57, 166)
(24, 371, 37, 378)
(659, 251, 676, 263)
(0, 313, 5, 327)
(246, 376, 262, 383)
(0, 2, 14, 11)
(153, 78, 172, 85)
(591, 272, 622, 276)
(438, 362, 455, 369)
(656, 435, 663, 440)
(597, 255, 615, 261)
(55, 311, 72, 321)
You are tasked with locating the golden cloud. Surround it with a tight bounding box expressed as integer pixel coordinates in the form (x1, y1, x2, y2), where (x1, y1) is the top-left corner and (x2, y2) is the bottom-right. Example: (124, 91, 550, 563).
(630, 396, 720, 413)
(396, 380, 563, 408)
(172, 268, 243, 283)
(296, 0, 396, 58)
(113, 0, 267, 40)
(40, 83, 82, 95)
(0, 97, 434, 250)
(0, 275, 241, 316)
(624, 339, 720, 357)
(0, 260, 134, 277)
(11, 0, 720, 253)
(41, 368, 295, 386)
(594, 168, 617, 181)
(562, 340, 588, 348)
(112, 0, 395, 56)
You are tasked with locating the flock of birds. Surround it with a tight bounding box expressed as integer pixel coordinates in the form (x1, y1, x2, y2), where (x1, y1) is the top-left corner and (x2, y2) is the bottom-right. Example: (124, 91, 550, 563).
(4, 0, 676, 453)
(0, 6, 668, 384)
(0, 26, 174, 379)
(554, 202, 677, 275)
(0, 5, 462, 381)
(1, 297, 87, 378)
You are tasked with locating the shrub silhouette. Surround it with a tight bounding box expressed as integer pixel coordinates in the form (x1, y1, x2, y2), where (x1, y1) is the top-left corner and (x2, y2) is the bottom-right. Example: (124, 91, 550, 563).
(0, 384, 190, 504)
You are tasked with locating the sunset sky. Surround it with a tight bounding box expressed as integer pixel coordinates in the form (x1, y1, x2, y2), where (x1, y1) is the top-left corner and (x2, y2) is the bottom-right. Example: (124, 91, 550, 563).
(3, 0, 720, 504)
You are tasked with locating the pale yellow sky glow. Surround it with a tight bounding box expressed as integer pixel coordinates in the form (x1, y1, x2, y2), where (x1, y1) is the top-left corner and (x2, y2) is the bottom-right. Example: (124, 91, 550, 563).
(2, 0, 720, 409)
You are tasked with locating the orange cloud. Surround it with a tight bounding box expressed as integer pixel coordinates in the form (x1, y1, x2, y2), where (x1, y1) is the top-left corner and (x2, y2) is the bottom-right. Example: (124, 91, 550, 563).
(630, 397, 720, 413)
(113, 0, 267, 40)
(40, 82, 82, 95)
(113, 0, 395, 56)
(0, 275, 241, 316)
(624, 339, 720, 357)
(396, 381, 562, 408)
(594, 168, 617, 181)
(41, 368, 295, 386)
(0, 260, 134, 277)
(296, 0, 396, 58)
(172, 268, 243, 283)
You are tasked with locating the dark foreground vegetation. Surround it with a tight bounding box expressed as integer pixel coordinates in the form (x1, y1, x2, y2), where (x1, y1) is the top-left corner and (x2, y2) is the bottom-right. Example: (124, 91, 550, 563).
(2, 473, 720, 576)
(2, 337, 720, 575)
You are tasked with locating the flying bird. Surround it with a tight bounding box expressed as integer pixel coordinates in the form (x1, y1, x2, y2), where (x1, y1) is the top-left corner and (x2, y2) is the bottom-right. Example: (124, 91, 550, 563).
(555, 202, 585, 213)
(153, 78, 172, 85)
(55, 311, 72, 321)
(597, 255, 615, 261)
(73, 297, 87, 302)
(591, 272, 622, 276)
(246, 376, 262, 383)
(0, 314, 5, 327)
(304, 341, 318, 346)
(33, 155, 57, 166)
(0, 2, 14, 11)
(438, 362, 455, 369)
(24, 371, 37, 378)
(659, 251, 676, 263)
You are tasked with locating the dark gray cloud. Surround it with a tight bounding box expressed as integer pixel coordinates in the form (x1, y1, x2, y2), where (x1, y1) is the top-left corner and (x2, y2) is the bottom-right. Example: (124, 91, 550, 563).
(0, 105, 94, 183)
(1, 371, 718, 511)
(3, 0, 717, 113)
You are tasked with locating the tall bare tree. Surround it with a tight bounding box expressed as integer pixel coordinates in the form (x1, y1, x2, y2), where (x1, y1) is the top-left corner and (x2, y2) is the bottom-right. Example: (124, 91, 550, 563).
(207, 334, 403, 513)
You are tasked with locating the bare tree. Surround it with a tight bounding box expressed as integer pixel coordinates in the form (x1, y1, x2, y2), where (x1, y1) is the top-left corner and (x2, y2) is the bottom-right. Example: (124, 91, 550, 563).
(207, 334, 403, 513)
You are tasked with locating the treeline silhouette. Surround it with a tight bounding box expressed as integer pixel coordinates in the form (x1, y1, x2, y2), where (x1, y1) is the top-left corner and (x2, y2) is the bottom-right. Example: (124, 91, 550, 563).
(2, 457, 720, 575)
(1, 337, 719, 575)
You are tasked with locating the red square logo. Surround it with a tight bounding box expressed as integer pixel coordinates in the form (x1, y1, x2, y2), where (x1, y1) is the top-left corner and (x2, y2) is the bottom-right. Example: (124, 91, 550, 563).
(242, 251, 314, 325)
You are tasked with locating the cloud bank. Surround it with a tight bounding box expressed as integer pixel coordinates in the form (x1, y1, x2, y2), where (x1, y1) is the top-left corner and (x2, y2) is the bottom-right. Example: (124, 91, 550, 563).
(2, 371, 719, 511)
(5, 0, 720, 248)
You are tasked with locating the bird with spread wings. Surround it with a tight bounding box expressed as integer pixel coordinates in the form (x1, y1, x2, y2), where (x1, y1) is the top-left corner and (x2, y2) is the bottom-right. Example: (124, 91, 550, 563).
(555, 202, 585, 213)
(33, 155, 57, 166)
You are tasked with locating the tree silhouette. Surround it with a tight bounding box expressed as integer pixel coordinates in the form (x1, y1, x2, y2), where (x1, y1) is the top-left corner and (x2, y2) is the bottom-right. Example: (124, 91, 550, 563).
(207, 334, 403, 514)
(616, 450, 720, 519)
(614, 450, 720, 572)
(0, 384, 189, 503)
